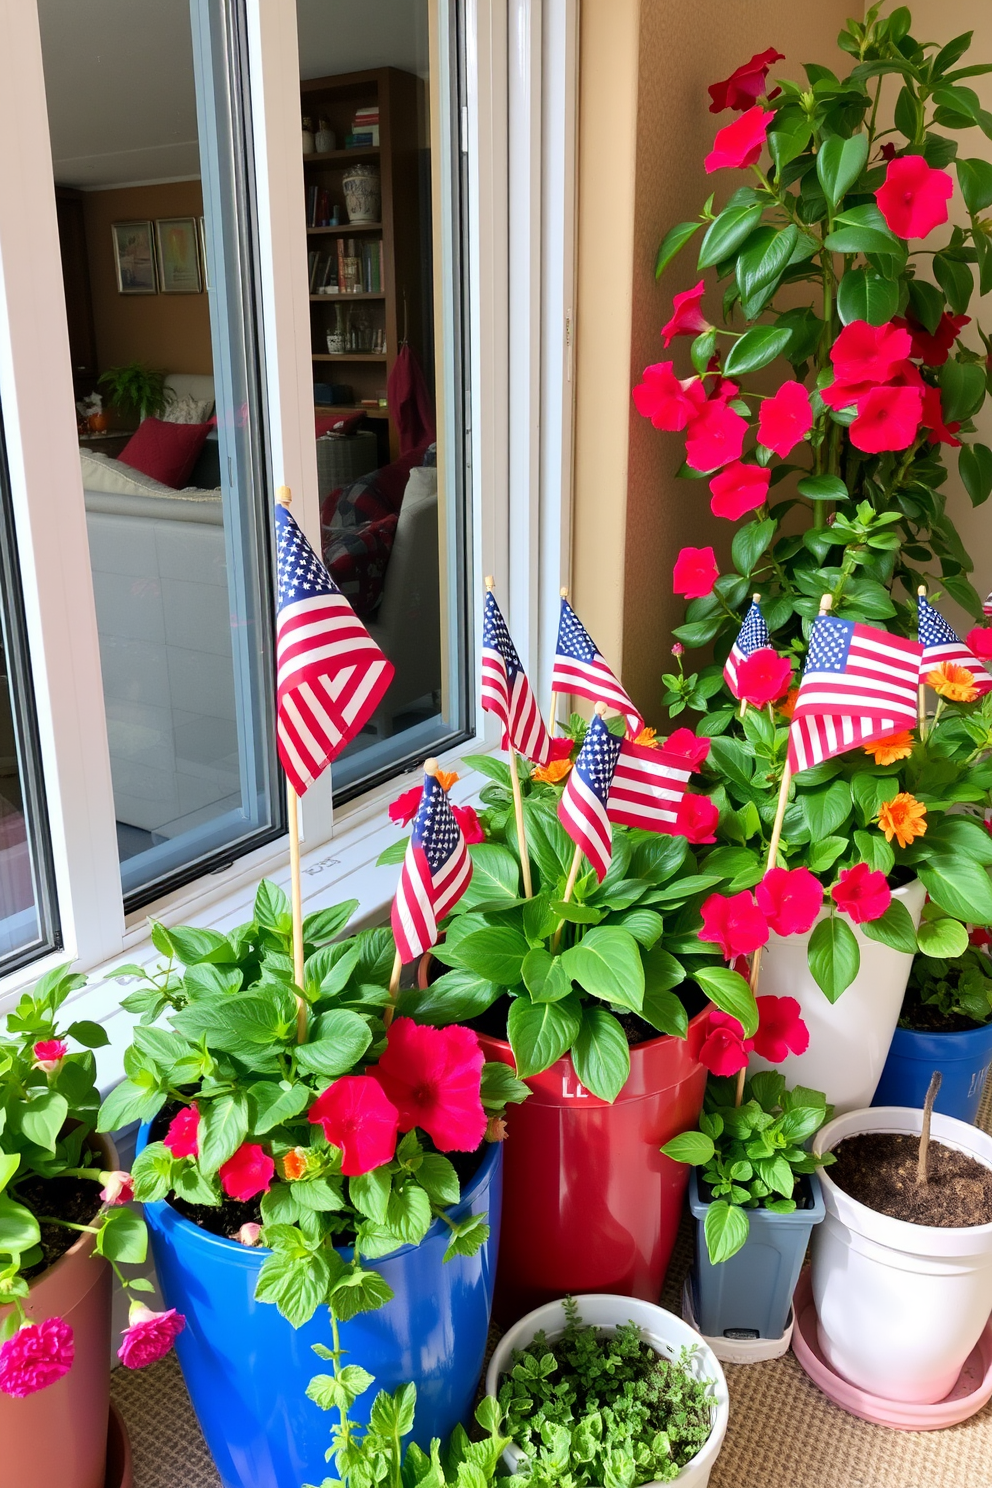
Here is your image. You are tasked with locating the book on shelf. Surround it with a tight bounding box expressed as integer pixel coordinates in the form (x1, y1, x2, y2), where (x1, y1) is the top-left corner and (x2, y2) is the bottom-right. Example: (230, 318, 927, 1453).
(345, 127, 380, 147)
(353, 106, 379, 124)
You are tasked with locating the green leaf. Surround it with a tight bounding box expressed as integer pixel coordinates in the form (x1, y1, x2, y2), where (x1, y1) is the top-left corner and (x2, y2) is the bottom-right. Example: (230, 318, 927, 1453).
(920, 857, 992, 924)
(693, 966, 758, 1037)
(198, 1090, 249, 1176)
(697, 200, 763, 270)
(853, 828, 894, 876)
(796, 474, 849, 502)
(416, 1153, 460, 1207)
(66, 1019, 111, 1049)
(917, 915, 971, 958)
(808, 915, 860, 1003)
(249, 1081, 310, 1135)
(737, 224, 799, 317)
(507, 994, 582, 1077)
(371, 1381, 418, 1439)
(907, 278, 945, 334)
(549, 900, 603, 925)
(816, 132, 869, 206)
(959, 444, 992, 507)
(439, 927, 529, 986)
(641, 945, 687, 997)
(801, 780, 852, 841)
(571, 1008, 630, 1103)
(480, 1060, 530, 1111)
(255, 1246, 337, 1328)
(396, 969, 501, 1026)
(386, 1183, 432, 1246)
(0, 1154, 19, 1195)
(328, 1266, 394, 1322)
(459, 843, 520, 908)
(824, 223, 904, 257)
(613, 908, 664, 949)
(703, 1200, 750, 1264)
(768, 120, 813, 176)
(0, 1195, 41, 1256)
(640, 987, 688, 1038)
(20, 1091, 69, 1152)
(442, 1214, 491, 1262)
(731, 518, 776, 577)
(296, 1011, 373, 1076)
(660, 1130, 715, 1165)
(560, 927, 645, 1012)
(95, 1206, 147, 1265)
(303, 900, 359, 945)
(836, 268, 899, 327)
(521, 949, 572, 1004)
(255, 880, 291, 933)
(957, 157, 992, 213)
(166, 925, 234, 967)
(723, 325, 793, 379)
(934, 254, 973, 316)
(861, 899, 918, 955)
(350, 1167, 392, 1223)
(656, 220, 702, 278)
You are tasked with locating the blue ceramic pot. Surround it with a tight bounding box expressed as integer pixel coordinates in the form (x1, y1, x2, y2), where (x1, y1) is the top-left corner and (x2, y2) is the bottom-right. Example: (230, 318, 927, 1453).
(135, 1125, 502, 1488)
(872, 1022, 992, 1125)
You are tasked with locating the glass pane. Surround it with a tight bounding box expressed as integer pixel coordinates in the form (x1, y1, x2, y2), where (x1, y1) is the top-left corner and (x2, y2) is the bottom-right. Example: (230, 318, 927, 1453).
(39, 0, 280, 905)
(297, 0, 471, 795)
(0, 418, 60, 969)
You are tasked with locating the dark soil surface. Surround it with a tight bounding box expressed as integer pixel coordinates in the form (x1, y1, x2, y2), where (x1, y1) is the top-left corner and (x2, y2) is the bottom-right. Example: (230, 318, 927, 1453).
(831, 1133, 992, 1228)
(465, 983, 708, 1049)
(899, 1000, 984, 1035)
(15, 1171, 103, 1279)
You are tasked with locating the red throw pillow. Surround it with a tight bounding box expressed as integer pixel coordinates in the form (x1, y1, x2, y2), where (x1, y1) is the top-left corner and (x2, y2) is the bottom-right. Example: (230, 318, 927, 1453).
(118, 417, 211, 489)
(315, 411, 365, 438)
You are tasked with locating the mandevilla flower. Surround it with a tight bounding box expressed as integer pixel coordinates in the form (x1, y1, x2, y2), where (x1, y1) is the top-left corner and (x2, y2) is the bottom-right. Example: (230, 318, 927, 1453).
(757, 380, 813, 458)
(0, 1318, 74, 1397)
(895, 311, 970, 366)
(117, 1303, 185, 1370)
(752, 995, 810, 1063)
(831, 863, 891, 924)
(632, 362, 705, 431)
(707, 48, 784, 113)
(708, 461, 770, 520)
(308, 1074, 400, 1176)
(371, 1018, 487, 1152)
(966, 627, 992, 661)
(664, 728, 710, 772)
(704, 105, 774, 172)
(32, 1039, 67, 1074)
(674, 792, 719, 843)
(660, 281, 711, 346)
(830, 320, 913, 385)
(875, 155, 954, 239)
(219, 1143, 275, 1203)
(699, 891, 769, 961)
(99, 1171, 134, 1206)
(684, 400, 748, 472)
(689, 1008, 753, 1077)
(755, 866, 823, 937)
(850, 384, 923, 454)
(388, 786, 422, 826)
(921, 385, 961, 447)
(735, 647, 793, 708)
(163, 1105, 200, 1159)
(452, 803, 484, 843)
(672, 546, 719, 599)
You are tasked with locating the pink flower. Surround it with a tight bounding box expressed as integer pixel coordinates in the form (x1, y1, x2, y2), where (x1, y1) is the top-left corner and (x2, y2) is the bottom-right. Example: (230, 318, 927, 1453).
(684, 401, 748, 471)
(452, 804, 485, 844)
(0, 1318, 74, 1397)
(921, 385, 961, 447)
(660, 282, 711, 347)
(708, 48, 785, 113)
(895, 311, 970, 366)
(371, 1017, 487, 1152)
(675, 793, 719, 843)
(756, 866, 824, 936)
(389, 786, 422, 826)
(688, 1009, 753, 1077)
(219, 1143, 275, 1203)
(758, 381, 813, 457)
(971, 927, 992, 949)
(830, 321, 913, 386)
(32, 1039, 67, 1074)
(705, 106, 775, 172)
(735, 648, 793, 707)
(99, 1171, 134, 1206)
(966, 628, 992, 661)
(876, 155, 954, 239)
(850, 385, 923, 453)
(700, 891, 769, 960)
(117, 1303, 186, 1370)
(163, 1106, 200, 1159)
(752, 995, 810, 1062)
(832, 863, 892, 924)
(237, 1223, 263, 1246)
(664, 728, 711, 772)
(632, 362, 706, 431)
(308, 1074, 400, 1176)
(709, 461, 770, 520)
(549, 736, 575, 761)
(673, 546, 719, 599)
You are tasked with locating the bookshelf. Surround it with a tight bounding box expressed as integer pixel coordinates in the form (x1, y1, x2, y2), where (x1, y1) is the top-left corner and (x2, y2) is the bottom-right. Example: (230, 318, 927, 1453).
(302, 66, 429, 460)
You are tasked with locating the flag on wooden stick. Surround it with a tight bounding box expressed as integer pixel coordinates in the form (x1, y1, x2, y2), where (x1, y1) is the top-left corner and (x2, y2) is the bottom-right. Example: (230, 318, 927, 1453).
(481, 590, 552, 764)
(918, 593, 992, 697)
(552, 597, 643, 735)
(391, 770, 473, 963)
(724, 597, 770, 699)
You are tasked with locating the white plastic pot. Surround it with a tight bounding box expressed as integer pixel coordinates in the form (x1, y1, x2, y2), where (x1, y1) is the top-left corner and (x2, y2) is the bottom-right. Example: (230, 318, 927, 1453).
(484, 1293, 729, 1488)
(749, 879, 926, 1114)
(812, 1106, 992, 1404)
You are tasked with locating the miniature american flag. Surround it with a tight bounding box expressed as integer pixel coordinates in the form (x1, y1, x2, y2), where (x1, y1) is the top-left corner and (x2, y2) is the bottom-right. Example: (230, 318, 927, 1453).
(724, 599, 770, 699)
(787, 617, 923, 774)
(983, 589, 992, 618)
(275, 502, 393, 794)
(391, 773, 473, 963)
(552, 598, 643, 734)
(481, 590, 552, 764)
(918, 594, 992, 697)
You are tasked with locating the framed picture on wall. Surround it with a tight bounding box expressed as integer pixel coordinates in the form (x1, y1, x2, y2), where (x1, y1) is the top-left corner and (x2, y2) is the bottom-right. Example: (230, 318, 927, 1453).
(111, 220, 157, 295)
(155, 217, 203, 294)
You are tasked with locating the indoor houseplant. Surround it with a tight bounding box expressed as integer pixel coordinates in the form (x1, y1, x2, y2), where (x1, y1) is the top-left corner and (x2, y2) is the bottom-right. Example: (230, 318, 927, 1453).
(0, 963, 175, 1488)
(97, 362, 170, 423)
(101, 881, 525, 1488)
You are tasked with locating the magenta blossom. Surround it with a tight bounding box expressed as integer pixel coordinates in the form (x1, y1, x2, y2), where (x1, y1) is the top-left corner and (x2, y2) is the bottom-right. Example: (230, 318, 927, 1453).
(99, 1171, 134, 1206)
(700, 891, 769, 961)
(752, 995, 810, 1063)
(705, 106, 775, 172)
(117, 1303, 186, 1370)
(0, 1318, 74, 1397)
(756, 867, 823, 936)
(32, 1039, 67, 1074)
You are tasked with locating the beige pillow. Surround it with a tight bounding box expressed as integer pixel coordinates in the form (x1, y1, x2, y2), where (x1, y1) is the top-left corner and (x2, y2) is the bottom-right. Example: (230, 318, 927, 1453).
(79, 448, 176, 497)
(163, 393, 214, 424)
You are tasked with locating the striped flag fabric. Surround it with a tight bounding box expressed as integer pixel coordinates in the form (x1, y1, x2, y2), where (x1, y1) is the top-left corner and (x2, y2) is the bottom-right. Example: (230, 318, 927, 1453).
(918, 594, 992, 697)
(391, 773, 473, 963)
(984, 589, 992, 618)
(275, 503, 393, 794)
(724, 598, 770, 699)
(552, 598, 643, 735)
(608, 739, 692, 833)
(481, 590, 552, 764)
(787, 617, 923, 774)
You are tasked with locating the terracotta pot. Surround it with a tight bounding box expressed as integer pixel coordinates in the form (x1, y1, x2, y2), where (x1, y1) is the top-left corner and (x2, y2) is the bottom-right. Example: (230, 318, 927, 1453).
(0, 1134, 116, 1488)
(107, 1402, 134, 1488)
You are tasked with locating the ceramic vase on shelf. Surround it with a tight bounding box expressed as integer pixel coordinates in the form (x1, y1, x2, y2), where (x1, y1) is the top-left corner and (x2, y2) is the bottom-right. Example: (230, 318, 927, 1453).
(343, 164, 381, 224)
(302, 116, 315, 155)
(314, 118, 336, 154)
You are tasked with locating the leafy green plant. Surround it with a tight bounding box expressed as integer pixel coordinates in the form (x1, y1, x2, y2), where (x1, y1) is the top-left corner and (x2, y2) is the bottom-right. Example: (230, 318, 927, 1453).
(496, 1296, 714, 1486)
(97, 361, 170, 421)
(903, 937, 992, 1026)
(662, 1070, 833, 1263)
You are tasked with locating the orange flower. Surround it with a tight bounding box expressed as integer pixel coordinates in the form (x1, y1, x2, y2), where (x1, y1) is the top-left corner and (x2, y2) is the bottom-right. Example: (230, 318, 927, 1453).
(633, 727, 659, 748)
(877, 792, 927, 849)
(864, 730, 914, 766)
(925, 662, 979, 703)
(532, 757, 573, 784)
(434, 769, 459, 792)
(282, 1147, 308, 1182)
(778, 685, 800, 720)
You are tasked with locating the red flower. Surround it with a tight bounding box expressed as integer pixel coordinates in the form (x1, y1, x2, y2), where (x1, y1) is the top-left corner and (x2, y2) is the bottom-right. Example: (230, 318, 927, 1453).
(32, 1039, 67, 1073)
(895, 311, 970, 366)
(661, 282, 711, 347)
(549, 736, 575, 761)
(163, 1105, 200, 1159)
(308, 1075, 400, 1176)
(452, 804, 485, 844)
(880, 142, 899, 163)
(117, 1303, 185, 1370)
(675, 793, 719, 843)
(832, 863, 892, 924)
(756, 866, 824, 937)
(0, 1318, 74, 1398)
(673, 546, 719, 599)
(876, 155, 954, 239)
(371, 1017, 487, 1152)
(664, 728, 710, 772)
(966, 627, 992, 661)
(831, 321, 913, 386)
(705, 105, 775, 172)
(758, 381, 813, 457)
(921, 385, 961, 448)
(709, 461, 770, 520)
(689, 1009, 753, 1077)
(389, 786, 422, 827)
(752, 995, 810, 1063)
(708, 48, 785, 113)
(99, 1171, 134, 1206)
(850, 385, 923, 454)
(219, 1143, 275, 1203)
(685, 401, 748, 472)
(700, 891, 769, 961)
(633, 362, 706, 431)
(735, 648, 793, 708)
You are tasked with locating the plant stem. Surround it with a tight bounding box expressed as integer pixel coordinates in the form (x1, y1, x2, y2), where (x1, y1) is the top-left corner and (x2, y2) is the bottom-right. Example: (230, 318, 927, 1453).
(917, 1070, 942, 1186)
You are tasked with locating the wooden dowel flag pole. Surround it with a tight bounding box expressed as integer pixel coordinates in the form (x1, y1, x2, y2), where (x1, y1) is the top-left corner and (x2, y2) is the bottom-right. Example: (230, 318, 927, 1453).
(551, 701, 606, 950)
(739, 594, 761, 721)
(917, 584, 927, 736)
(548, 586, 568, 733)
(275, 485, 308, 1043)
(485, 576, 533, 898)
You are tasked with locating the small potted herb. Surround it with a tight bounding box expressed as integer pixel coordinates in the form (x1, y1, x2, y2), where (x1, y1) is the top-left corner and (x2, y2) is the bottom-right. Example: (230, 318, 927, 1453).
(663, 1071, 831, 1346)
(97, 362, 170, 423)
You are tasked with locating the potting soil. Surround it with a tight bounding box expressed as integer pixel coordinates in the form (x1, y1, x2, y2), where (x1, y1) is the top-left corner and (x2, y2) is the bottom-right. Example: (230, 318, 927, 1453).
(830, 1132, 992, 1227)
(16, 1171, 103, 1276)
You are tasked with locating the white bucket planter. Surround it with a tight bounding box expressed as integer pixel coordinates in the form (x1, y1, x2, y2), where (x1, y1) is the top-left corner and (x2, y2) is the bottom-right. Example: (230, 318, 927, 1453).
(485, 1294, 729, 1488)
(812, 1106, 992, 1404)
(749, 878, 926, 1114)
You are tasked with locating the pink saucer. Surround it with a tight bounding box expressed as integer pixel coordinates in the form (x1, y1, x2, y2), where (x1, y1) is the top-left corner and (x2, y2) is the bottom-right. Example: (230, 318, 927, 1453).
(791, 1271, 992, 1430)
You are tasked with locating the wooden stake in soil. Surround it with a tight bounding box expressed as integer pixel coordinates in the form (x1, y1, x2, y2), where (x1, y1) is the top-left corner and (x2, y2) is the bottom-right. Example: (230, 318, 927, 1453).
(917, 1070, 943, 1187)
(486, 576, 533, 898)
(917, 585, 928, 737)
(276, 485, 309, 1043)
(548, 586, 568, 733)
